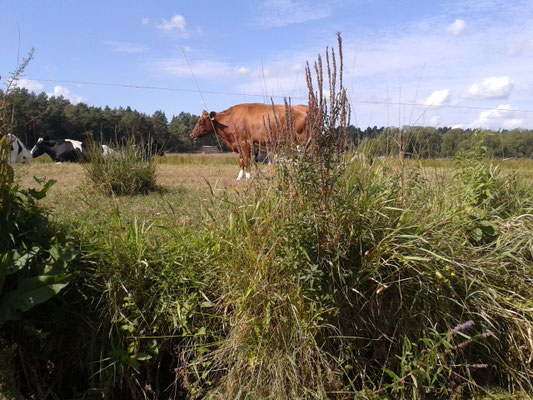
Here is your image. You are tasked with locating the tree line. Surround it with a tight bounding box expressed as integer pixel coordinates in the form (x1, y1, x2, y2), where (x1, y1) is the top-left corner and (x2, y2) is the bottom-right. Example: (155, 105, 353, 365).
(2, 87, 218, 152)
(3, 87, 533, 158)
(349, 125, 533, 158)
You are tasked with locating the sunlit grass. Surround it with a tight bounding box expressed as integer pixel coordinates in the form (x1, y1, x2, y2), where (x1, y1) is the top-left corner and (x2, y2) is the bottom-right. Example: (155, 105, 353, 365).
(8, 150, 533, 399)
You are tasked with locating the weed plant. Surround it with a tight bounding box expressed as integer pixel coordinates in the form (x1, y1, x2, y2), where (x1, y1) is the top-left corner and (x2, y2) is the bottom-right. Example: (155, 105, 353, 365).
(1, 50, 81, 399)
(85, 137, 158, 196)
(83, 130, 531, 399)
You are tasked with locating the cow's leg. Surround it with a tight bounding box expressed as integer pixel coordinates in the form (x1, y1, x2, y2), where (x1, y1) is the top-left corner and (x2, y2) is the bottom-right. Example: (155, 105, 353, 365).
(242, 142, 251, 179)
(237, 156, 245, 180)
(235, 131, 252, 180)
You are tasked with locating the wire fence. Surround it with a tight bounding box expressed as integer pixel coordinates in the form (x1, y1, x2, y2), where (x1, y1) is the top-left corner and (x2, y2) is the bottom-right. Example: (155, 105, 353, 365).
(26, 77, 533, 116)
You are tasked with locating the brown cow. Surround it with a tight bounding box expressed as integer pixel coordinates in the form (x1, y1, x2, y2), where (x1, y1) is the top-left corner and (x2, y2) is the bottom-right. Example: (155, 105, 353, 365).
(190, 103, 308, 180)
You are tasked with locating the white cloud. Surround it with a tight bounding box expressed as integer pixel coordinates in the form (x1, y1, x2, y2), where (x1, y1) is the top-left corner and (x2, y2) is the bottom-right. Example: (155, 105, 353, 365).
(257, 0, 331, 28)
(152, 56, 287, 82)
(157, 14, 186, 32)
(463, 76, 513, 99)
(429, 115, 442, 126)
(424, 89, 450, 106)
(446, 19, 466, 36)
(104, 41, 148, 54)
(152, 58, 233, 79)
(141, 0, 533, 127)
(47, 86, 84, 104)
(469, 104, 525, 129)
(14, 78, 44, 93)
(504, 38, 533, 56)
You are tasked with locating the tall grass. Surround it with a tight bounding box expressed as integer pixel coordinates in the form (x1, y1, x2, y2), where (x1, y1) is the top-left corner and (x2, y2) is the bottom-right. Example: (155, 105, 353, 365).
(85, 138, 158, 196)
(1, 49, 81, 399)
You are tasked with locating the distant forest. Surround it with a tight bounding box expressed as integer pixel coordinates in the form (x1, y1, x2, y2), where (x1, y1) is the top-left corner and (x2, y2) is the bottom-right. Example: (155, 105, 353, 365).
(4, 87, 533, 158)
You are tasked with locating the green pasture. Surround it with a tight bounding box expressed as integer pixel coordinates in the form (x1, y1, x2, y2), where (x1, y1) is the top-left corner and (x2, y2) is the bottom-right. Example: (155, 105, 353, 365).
(3, 152, 533, 399)
(13, 155, 533, 231)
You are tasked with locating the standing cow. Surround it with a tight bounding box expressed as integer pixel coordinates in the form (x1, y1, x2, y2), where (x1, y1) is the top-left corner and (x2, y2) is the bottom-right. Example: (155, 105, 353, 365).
(190, 103, 308, 180)
(2, 134, 32, 165)
(31, 137, 89, 162)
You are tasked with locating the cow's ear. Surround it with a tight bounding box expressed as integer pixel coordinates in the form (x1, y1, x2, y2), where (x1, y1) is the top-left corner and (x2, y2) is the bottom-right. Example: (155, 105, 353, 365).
(209, 111, 217, 120)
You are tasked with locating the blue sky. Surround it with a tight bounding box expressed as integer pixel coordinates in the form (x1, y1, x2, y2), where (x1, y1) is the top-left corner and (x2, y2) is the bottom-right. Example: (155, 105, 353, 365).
(2, 0, 533, 129)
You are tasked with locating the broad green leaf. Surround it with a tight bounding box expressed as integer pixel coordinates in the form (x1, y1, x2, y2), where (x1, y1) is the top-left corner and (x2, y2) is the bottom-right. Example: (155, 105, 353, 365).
(13, 275, 71, 312)
(11, 246, 41, 274)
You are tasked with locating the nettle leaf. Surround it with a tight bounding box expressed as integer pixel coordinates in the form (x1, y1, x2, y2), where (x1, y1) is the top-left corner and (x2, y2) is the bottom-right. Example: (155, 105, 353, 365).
(13, 274, 71, 312)
(469, 227, 483, 242)
(44, 242, 79, 275)
(7, 246, 41, 275)
(479, 220, 499, 237)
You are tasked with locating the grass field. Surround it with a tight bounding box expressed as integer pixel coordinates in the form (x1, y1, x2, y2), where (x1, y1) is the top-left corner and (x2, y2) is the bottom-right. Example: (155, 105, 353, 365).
(13, 154, 533, 224)
(6, 153, 533, 399)
(11, 154, 533, 247)
(12, 153, 243, 232)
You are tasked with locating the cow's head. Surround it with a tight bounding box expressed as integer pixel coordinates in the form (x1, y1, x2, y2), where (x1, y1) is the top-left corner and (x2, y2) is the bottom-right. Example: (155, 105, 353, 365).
(31, 137, 49, 158)
(190, 111, 217, 140)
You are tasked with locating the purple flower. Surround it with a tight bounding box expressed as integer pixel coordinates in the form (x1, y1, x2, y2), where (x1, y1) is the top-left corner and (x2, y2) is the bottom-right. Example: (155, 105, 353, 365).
(453, 320, 474, 332)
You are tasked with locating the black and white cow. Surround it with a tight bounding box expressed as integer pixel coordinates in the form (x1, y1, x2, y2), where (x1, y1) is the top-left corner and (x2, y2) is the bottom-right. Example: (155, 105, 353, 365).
(3, 134, 32, 165)
(31, 137, 89, 162)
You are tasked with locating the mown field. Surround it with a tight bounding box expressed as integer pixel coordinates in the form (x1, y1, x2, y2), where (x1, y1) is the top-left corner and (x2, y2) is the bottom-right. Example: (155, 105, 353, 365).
(15, 153, 244, 233)
(3, 153, 533, 399)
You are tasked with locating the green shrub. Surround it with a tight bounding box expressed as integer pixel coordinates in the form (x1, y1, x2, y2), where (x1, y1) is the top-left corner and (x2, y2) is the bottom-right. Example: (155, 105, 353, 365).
(85, 138, 158, 196)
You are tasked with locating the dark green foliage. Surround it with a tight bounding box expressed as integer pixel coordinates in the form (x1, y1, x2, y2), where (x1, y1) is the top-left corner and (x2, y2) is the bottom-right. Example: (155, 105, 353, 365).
(352, 126, 533, 159)
(1, 88, 202, 153)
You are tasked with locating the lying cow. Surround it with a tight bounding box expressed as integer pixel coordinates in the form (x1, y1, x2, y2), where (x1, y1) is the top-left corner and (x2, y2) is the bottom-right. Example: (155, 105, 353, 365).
(31, 137, 89, 162)
(101, 144, 118, 157)
(2, 134, 32, 165)
(190, 103, 308, 180)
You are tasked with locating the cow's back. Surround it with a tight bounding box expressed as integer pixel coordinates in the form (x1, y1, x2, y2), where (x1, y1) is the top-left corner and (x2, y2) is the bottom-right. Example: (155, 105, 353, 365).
(225, 103, 307, 144)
